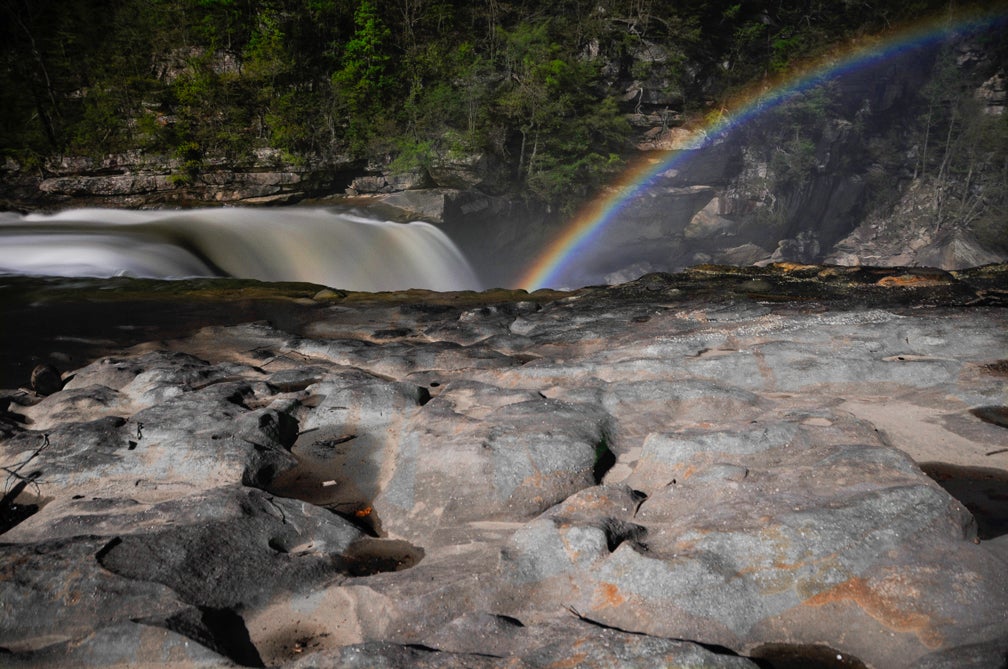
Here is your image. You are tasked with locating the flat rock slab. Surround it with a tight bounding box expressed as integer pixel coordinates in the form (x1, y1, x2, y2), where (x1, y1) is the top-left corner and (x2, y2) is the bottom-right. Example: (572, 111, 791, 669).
(2, 264, 1007, 668)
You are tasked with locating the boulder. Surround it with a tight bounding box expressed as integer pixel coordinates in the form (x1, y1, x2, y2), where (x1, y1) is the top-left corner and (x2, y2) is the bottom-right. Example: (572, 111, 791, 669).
(29, 364, 62, 396)
(376, 391, 611, 541)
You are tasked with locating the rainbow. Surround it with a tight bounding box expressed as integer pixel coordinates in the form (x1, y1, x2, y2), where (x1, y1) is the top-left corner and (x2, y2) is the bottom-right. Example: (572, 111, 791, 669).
(516, 10, 1006, 291)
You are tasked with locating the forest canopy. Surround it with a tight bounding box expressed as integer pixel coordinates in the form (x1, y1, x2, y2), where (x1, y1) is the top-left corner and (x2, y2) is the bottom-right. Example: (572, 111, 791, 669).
(0, 0, 999, 208)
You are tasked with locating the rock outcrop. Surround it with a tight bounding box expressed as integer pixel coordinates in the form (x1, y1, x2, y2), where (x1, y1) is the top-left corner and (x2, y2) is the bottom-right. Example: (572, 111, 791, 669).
(0, 151, 363, 210)
(2, 265, 1007, 667)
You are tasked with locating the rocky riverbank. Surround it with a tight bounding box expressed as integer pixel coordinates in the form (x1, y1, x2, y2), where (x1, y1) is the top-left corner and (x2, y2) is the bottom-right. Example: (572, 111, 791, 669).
(2, 264, 1008, 668)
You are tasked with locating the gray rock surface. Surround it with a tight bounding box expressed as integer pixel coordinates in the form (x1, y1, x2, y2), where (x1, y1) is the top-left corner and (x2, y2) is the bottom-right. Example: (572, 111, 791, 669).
(2, 266, 1007, 667)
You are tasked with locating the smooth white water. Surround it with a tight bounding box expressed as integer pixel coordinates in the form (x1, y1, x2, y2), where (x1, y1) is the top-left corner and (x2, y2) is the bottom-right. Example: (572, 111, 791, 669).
(0, 208, 482, 291)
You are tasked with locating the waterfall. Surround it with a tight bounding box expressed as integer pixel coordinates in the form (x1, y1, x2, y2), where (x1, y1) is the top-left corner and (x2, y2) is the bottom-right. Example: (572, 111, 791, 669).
(0, 207, 482, 292)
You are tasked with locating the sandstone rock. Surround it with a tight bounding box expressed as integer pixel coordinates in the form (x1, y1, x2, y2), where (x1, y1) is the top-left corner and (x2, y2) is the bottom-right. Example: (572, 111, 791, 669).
(975, 71, 1006, 115)
(374, 389, 612, 541)
(0, 536, 190, 653)
(375, 188, 453, 222)
(917, 228, 1005, 269)
(1, 620, 241, 668)
(93, 487, 363, 608)
(427, 151, 509, 193)
(349, 175, 389, 194)
(2, 267, 1007, 667)
(499, 423, 1006, 668)
(635, 126, 707, 151)
(424, 615, 760, 668)
(715, 242, 772, 265)
(684, 196, 737, 239)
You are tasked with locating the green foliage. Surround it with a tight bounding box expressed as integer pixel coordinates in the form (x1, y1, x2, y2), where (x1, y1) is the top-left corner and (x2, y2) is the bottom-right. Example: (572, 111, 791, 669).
(188, 0, 243, 50)
(331, 0, 395, 155)
(170, 140, 203, 185)
(243, 10, 286, 84)
(492, 21, 628, 207)
(389, 137, 434, 175)
(751, 85, 838, 206)
(0, 0, 994, 217)
(69, 90, 125, 157)
(913, 46, 1008, 234)
(770, 133, 818, 189)
(770, 32, 809, 74)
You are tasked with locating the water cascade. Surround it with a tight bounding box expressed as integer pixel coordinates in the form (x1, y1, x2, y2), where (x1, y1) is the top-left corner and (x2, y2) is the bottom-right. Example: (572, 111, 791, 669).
(0, 207, 482, 292)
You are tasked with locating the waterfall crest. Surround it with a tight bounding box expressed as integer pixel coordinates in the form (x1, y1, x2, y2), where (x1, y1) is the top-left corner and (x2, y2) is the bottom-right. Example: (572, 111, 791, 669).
(0, 208, 482, 292)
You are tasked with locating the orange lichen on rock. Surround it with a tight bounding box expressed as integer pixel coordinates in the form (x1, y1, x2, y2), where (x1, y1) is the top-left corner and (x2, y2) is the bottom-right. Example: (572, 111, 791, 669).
(673, 463, 699, 482)
(875, 273, 953, 288)
(772, 262, 820, 273)
(805, 577, 944, 648)
(596, 582, 626, 608)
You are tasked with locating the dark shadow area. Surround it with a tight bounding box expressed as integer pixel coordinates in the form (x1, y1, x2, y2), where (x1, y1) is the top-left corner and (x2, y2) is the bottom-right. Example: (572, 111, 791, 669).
(197, 607, 264, 668)
(601, 517, 647, 553)
(750, 643, 868, 669)
(0, 276, 328, 390)
(970, 406, 1008, 430)
(0, 471, 44, 535)
(980, 360, 1008, 377)
(0, 493, 40, 535)
(593, 437, 616, 484)
(338, 537, 425, 577)
(157, 606, 265, 668)
(264, 431, 385, 537)
(921, 462, 1008, 540)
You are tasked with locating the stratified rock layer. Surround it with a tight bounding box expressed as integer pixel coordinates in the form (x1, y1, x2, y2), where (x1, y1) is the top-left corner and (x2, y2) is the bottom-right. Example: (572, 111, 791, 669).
(2, 265, 1007, 668)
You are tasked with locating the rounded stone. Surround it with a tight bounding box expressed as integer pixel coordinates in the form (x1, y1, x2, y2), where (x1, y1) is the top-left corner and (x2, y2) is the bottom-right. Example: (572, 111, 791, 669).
(30, 364, 62, 395)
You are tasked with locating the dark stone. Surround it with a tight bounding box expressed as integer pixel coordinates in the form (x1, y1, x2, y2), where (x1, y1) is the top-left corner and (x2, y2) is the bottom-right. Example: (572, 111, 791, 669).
(30, 364, 62, 395)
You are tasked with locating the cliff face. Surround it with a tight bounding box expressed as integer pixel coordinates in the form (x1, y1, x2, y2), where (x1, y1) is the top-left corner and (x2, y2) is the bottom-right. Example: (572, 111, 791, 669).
(0, 150, 362, 209)
(544, 35, 1007, 287)
(2, 29, 1005, 282)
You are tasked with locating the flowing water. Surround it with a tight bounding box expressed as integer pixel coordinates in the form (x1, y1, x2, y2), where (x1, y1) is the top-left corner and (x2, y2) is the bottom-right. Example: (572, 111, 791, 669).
(0, 207, 482, 292)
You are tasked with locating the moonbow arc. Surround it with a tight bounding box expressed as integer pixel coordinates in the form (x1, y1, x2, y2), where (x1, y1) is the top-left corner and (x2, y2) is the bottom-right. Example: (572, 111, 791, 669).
(516, 11, 1007, 291)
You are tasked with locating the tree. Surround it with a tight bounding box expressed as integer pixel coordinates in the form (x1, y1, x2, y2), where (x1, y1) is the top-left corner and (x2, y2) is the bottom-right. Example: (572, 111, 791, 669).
(243, 8, 288, 141)
(914, 45, 1008, 234)
(331, 0, 395, 154)
(494, 21, 628, 208)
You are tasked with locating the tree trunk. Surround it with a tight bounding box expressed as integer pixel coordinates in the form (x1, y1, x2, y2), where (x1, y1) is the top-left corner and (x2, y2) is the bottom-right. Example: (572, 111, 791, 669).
(518, 127, 527, 176)
(934, 107, 958, 231)
(917, 103, 932, 180)
(527, 126, 539, 178)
